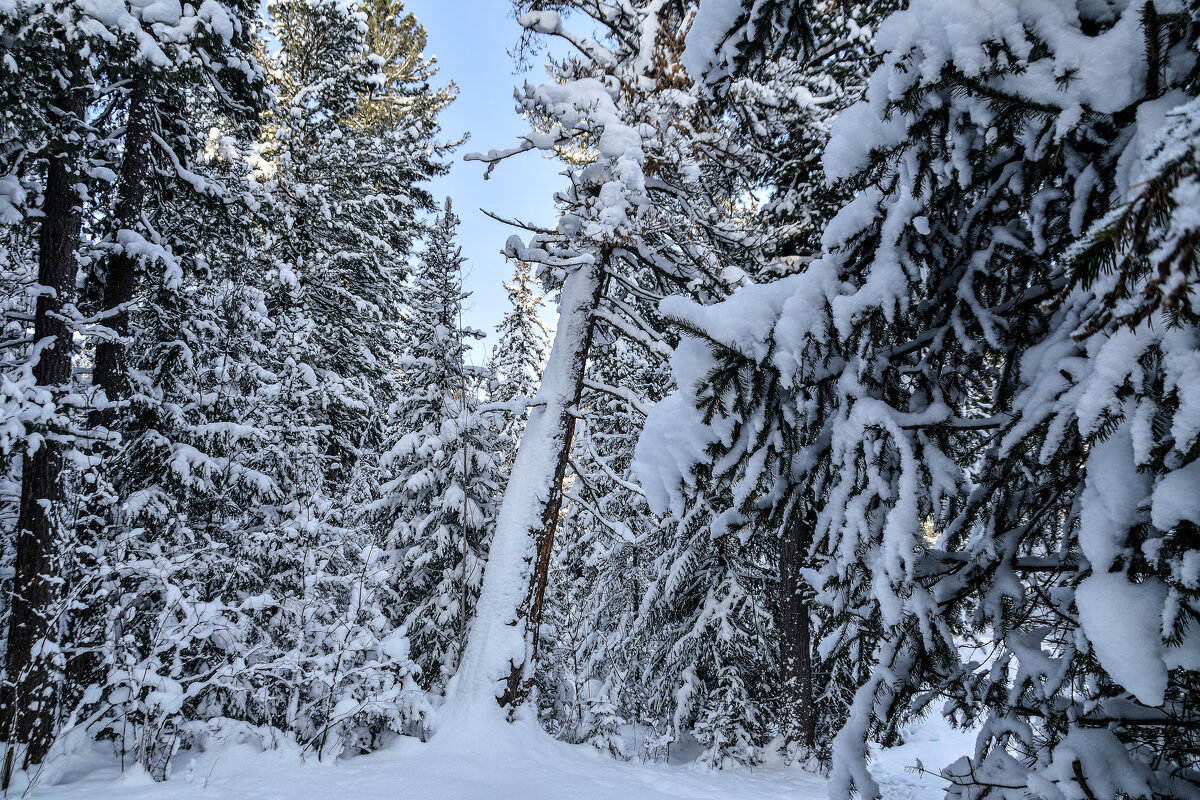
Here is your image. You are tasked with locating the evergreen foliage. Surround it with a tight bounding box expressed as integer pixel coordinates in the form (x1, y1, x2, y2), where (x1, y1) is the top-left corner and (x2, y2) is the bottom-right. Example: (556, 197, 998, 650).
(1, 0, 1198, 793)
(375, 202, 500, 701)
(642, 0, 1200, 794)
(0, 0, 455, 780)
(490, 259, 551, 449)
(473, 0, 789, 765)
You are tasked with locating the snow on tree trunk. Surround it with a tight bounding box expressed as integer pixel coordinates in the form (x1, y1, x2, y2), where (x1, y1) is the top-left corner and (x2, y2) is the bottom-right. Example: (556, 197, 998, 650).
(445, 255, 605, 718)
(91, 77, 152, 424)
(2, 69, 85, 784)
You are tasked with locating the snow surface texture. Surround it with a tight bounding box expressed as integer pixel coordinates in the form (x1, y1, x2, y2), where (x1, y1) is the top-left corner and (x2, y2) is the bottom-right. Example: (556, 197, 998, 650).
(19, 715, 971, 800)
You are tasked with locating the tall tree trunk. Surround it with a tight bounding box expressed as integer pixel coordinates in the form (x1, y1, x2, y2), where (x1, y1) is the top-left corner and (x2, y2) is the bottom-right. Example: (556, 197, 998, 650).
(446, 255, 605, 716)
(92, 78, 153, 421)
(65, 80, 154, 708)
(780, 513, 815, 750)
(1, 75, 86, 789)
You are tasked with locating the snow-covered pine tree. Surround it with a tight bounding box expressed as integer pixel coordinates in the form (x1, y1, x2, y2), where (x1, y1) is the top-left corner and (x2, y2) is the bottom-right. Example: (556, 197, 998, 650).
(637, 276, 861, 766)
(358, 0, 454, 129)
(490, 259, 550, 454)
(635, 511, 779, 771)
(0, 0, 454, 774)
(685, 0, 875, 255)
(93, 149, 284, 774)
(637, 0, 898, 763)
(376, 201, 500, 708)
(0, 1, 100, 774)
(140, 0, 456, 758)
(65, 3, 269, 772)
(0, 0, 265, 775)
(451, 0, 756, 719)
(539, 329, 667, 760)
(815, 5, 1200, 795)
(87, 0, 265, 425)
(471, 0, 787, 758)
(544, 0, 895, 767)
(683, 0, 815, 82)
(178, 0, 459, 755)
(642, 0, 1200, 795)
(262, 0, 450, 498)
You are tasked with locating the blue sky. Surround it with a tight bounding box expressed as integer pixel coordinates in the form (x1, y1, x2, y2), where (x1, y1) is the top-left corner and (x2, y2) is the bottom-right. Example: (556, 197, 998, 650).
(403, 0, 564, 362)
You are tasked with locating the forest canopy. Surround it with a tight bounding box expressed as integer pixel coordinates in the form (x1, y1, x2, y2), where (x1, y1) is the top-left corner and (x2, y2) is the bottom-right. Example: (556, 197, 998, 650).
(0, 1, 1198, 799)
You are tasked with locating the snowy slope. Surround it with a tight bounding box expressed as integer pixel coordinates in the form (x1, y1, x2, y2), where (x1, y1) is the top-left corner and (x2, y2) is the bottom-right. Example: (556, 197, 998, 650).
(20, 715, 971, 800)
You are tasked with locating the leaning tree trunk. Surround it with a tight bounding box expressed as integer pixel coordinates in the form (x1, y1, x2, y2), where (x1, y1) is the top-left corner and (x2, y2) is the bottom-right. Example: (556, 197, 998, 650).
(779, 514, 816, 750)
(446, 255, 605, 715)
(1, 76, 86, 790)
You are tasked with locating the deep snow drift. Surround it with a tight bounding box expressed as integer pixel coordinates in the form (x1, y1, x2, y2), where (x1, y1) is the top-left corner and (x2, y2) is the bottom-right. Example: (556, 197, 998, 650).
(18, 712, 971, 800)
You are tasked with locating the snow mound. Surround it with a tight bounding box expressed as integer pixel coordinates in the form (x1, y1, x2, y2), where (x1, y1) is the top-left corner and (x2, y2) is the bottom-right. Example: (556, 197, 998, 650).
(22, 715, 972, 800)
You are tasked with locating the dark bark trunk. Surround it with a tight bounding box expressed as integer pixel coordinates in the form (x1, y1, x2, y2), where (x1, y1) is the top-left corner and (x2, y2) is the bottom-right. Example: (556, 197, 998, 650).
(780, 513, 816, 750)
(65, 80, 155, 709)
(499, 256, 606, 709)
(525, 290, 597, 654)
(1, 74, 86, 789)
(92, 79, 153, 423)
(1144, 2, 1162, 99)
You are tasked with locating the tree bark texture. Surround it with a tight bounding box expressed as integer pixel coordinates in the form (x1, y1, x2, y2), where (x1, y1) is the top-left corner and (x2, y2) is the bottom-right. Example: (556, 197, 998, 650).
(92, 78, 153, 421)
(501, 258, 605, 708)
(2, 73, 86, 787)
(779, 513, 816, 749)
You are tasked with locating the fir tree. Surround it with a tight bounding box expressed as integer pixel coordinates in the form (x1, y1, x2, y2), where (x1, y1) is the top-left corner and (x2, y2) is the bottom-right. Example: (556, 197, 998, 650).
(490, 259, 550, 453)
(376, 202, 500, 702)
(642, 0, 1200, 795)
(654, 0, 898, 763)
(453, 0, 756, 717)
(262, 0, 450, 494)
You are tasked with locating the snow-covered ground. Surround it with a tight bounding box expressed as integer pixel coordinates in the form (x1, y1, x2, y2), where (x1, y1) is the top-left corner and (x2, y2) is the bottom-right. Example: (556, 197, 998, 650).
(17, 713, 972, 800)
